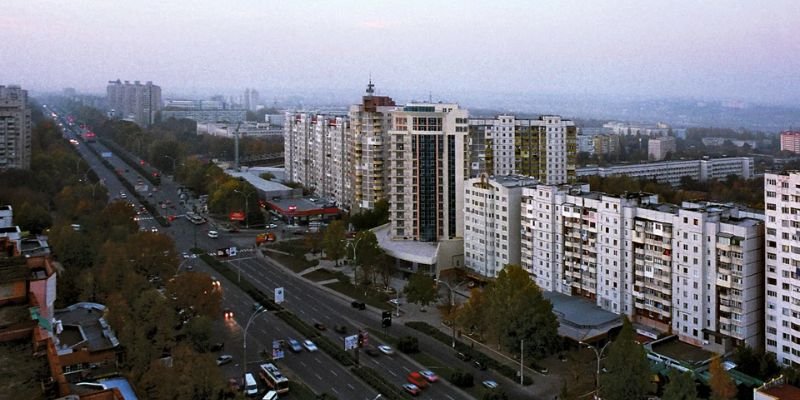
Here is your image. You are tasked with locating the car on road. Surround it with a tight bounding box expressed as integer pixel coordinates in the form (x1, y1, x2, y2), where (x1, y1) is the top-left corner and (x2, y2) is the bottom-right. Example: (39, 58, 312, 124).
(351, 301, 366, 310)
(215, 354, 233, 366)
(150, 227, 158, 233)
(181, 251, 191, 259)
(120, 193, 127, 199)
(288, 339, 303, 353)
(378, 345, 394, 355)
(365, 347, 380, 357)
(313, 322, 326, 331)
(406, 371, 429, 389)
(456, 352, 472, 361)
(419, 370, 439, 383)
(223, 308, 234, 319)
(389, 298, 401, 306)
(402, 384, 421, 396)
(473, 359, 488, 370)
(302, 340, 318, 352)
(482, 380, 498, 389)
(334, 325, 347, 334)
(208, 230, 219, 238)
(210, 342, 224, 352)
(267, 223, 278, 229)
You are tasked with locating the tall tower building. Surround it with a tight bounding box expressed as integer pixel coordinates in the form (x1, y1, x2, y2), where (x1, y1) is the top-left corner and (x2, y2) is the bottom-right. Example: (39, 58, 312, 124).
(106, 80, 162, 127)
(244, 88, 260, 112)
(0, 85, 31, 170)
(387, 103, 469, 242)
(765, 172, 800, 365)
(349, 80, 395, 210)
(468, 115, 577, 184)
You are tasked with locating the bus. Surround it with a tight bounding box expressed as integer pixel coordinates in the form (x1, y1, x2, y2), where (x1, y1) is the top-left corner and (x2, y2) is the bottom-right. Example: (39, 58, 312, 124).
(259, 363, 289, 394)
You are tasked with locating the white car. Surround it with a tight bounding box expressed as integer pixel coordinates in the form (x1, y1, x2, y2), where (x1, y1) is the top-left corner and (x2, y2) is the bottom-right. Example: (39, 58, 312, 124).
(267, 223, 278, 229)
(215, 354, 233, 366)
(150, 227, 158, 233)
(207, 230, 219, 238)
(302, 339, 318, 352)
(482, 380, 498, 389)
(378, 345, 394, 355)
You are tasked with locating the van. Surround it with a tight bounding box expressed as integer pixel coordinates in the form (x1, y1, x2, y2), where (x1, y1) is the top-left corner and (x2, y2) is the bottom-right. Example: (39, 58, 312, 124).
(243, 373, 258, 396)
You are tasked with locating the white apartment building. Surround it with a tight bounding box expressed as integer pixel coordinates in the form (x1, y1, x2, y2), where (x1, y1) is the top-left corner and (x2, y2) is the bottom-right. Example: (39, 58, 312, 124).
(577, 157, 754, 186)
(521, 185, 764, 349)
(463, 175, 538, 279)
(468, 115, 577, 184)
(764, 172, 800, 366)
(349, 81, 396, 210)
(387, 103, 468, 242)
(283, 112, 351, 207)
(106, 79, 161, 127)
(648, 136, 676, 161)
(0, 85, 31, 170)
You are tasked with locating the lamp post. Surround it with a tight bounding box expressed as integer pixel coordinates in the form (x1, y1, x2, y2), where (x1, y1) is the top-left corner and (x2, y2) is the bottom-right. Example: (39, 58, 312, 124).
(234, 188, 250, 229)
(435, 278, 468, 348)
(243, 305, 267, 380)
(345, 235, 364, 285)
(579, 340, 612, 397)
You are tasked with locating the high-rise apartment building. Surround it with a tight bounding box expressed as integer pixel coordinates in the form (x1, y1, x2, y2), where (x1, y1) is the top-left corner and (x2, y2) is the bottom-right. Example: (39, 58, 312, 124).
(388, 103, 469, 242)
(349, 81, 396, 210)
(648, 136, 677, 161)
(780, 131, 800, 154)
(283, 112, 351, 207)
(463, 175, 537, 279)
(0, 85, 31, 170)
(519, 184, 764, 349)
(764, 172, 800, 366)
(244, 88, 260, 111)
(106, 80, 162, 127)
(468, 115, 577, 184)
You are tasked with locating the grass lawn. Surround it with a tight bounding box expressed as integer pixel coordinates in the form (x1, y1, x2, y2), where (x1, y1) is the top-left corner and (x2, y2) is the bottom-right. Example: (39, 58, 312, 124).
(267, 252, 317, 273)
(302, 268, 338, 282)
(324, 281, 391, 310)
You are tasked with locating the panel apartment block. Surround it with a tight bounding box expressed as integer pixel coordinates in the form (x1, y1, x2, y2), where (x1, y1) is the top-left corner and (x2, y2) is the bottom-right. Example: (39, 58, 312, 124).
(0, 85, 31, 170)
(106, 79, 162, 127)
(468, 115, 577, 184)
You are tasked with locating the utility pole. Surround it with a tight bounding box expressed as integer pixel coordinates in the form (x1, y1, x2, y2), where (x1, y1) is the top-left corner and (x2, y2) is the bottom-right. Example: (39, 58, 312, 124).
(520, 339, 524, 385)
(234, 122, 241, 171)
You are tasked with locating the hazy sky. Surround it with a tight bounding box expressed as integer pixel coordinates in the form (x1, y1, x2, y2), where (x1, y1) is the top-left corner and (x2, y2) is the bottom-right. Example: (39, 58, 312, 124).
(2, 0, 799, 104)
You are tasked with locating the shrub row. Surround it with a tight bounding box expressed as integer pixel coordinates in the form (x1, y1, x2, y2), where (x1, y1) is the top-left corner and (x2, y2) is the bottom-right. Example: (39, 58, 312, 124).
(350, 367, 408, 400)
(98, 137, 161, 186)
(405, 322, 533, 386)
(81, 138, 170, 227)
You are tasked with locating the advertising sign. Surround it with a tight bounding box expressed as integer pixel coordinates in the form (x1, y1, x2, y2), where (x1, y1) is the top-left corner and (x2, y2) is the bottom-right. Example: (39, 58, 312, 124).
(272, 340, 284, 360)
(274, 287, 284, 304)
(229, 211, 245, 221)
(344, 334, 358, 351)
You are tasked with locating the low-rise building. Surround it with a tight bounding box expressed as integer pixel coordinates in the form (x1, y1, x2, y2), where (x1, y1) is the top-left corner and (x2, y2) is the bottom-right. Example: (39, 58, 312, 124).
(576, 157, 754, 186)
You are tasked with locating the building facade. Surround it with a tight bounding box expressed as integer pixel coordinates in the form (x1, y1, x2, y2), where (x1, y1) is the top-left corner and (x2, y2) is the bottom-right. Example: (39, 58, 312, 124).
(468, 115, 577, 184)
(387, 103, 468, 242)
(106, 80, 162, 127)
(283, 112, 351, 208)
(463, 175, 537, 279)
(519, 185, 764, 349)
(0, 85, 31, 170)
(648, 136, 676, 161)
(780, 131, 800, 154)
(349, 81, 396, 210)
(577, 157, 754, 186)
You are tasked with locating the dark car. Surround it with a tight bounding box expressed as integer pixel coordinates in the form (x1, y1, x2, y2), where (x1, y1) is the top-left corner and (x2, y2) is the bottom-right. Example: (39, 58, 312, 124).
(210, 342, 224, 352)
(456, 352, 472, 362)
(334, 325, 347, 334)
(313, 322, 326, 331)
(365, 347, 380, 357)
(351, 301, 366, 310)
(473, 359, 488, 370)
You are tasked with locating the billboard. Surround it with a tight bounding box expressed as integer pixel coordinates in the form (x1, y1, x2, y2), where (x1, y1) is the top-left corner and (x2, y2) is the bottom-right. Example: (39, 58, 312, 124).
(344, 334, 358, 351)
(272, 340, 284, 360)
(274, 287, 285, 304)
(229, 211, 245, 221)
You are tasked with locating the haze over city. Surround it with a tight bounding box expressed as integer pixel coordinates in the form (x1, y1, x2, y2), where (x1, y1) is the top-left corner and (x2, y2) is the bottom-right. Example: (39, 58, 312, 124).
(3, 0, 800, 105)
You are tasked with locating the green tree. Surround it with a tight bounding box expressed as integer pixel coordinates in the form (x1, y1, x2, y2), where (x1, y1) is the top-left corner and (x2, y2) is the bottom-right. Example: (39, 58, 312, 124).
(599, 317, 651, 400)
(662, 370, 698, 400)
(482, 391, 508, 400)
(708, 356, 737, 400)
(13, 202, 52, 234)
(259, 172, 275, 180)
(353, 230, 383, 285)
(323, 220, 347, 266)
(404, 271, 439, 310)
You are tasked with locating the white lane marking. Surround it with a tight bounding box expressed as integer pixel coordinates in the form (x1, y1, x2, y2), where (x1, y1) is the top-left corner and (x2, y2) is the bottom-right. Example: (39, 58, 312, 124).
(402, 366, 411, 373)
(347, 384, 355, 390)
(300, 361, 306, 368)
(386, 368, 397, 377)
(315, 357, 322, 364)
(330, 370, 337, 376)
(445, 395, 455, 400)
(331, 388, 339, 394)
(315, 373, 322, 380)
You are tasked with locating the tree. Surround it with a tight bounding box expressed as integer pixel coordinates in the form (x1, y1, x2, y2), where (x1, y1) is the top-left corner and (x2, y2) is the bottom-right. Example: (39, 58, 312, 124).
(353, 231, 383, 285)
(662, 370, 697, 400)
(259, 172, 275, 180)
(708, 356, 737, 400)
(600, 317, 651, 400)
(404, 271, 439, 310)
(166, 272, 222, 319)
(482, 391, 508, 400)
(323, 220, 347, 265)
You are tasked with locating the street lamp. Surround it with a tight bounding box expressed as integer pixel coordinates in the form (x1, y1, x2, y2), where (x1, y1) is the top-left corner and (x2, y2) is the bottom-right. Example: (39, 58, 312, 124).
(234, 188, 250, 229)
(435, 278, 469, 348)
(579, 340, 612, 397)
(345, 235, 365, 284)
(243, 305, 267, 380)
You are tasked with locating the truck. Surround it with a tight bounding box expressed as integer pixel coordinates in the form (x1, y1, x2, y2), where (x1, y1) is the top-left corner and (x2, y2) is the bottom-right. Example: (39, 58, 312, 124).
(256, 232, 276, 245)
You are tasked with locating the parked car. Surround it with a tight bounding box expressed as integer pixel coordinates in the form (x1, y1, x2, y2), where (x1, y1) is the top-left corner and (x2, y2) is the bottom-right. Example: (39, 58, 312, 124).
(378, 345, 394, 355)
(313, 322, 326, 331)
(288, 339, 302, 353)
(267, 223, 278, 229)
(482, 380, 498, 389)
(208, 230, 219, 238)
(473, 359, 488, 370)
(302, 340, 318, 352)
(216, 354, 233, 366)
(210, 342, 225, 352)
(402, 383, 421, 396)
(456, 352, 472, 361)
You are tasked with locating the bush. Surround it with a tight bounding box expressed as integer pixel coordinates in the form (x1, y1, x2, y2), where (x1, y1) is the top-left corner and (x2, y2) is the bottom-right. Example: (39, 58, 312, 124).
(450, 370, 474, 388)
(397, 336, 419, 354)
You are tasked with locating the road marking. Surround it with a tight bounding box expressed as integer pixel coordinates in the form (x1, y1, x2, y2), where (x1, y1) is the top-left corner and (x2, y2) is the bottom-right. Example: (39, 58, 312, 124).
(445, 395, 455, 400)
(330, 370, 337, 376)
(331, 388, 339, 394)
(402, 366, 411, 372)
(347, 384, 355, 390)
(300, 361, 306, 367)
(315, 373, 322, 381)
(315, 357, 322, 364)
(386, 368, 397, 377)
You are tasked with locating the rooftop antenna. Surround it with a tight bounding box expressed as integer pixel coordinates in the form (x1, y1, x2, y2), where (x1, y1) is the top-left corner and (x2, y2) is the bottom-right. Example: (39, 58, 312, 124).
(428, 91, 432, 103)
(366, 74, 375, 95)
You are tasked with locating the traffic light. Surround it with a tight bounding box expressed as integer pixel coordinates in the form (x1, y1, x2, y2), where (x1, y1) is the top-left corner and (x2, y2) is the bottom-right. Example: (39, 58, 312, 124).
(357, 331, 364, 347)
(382, 311, 392, 328)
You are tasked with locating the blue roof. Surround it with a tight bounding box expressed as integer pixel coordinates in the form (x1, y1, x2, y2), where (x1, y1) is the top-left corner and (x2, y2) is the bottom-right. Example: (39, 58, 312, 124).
(99, 377, 138, 400)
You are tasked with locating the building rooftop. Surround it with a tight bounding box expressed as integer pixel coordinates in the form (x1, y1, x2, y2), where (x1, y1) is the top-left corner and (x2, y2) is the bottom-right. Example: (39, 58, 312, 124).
(373, 224, 438, 265)
(487, 175, 539, 188)
(225, 168, 291, 193)
(648, 336, 714, 367)
(756, 382, 800, 399)
(54, 303, 119, 354)
(542, 291, 622, 341)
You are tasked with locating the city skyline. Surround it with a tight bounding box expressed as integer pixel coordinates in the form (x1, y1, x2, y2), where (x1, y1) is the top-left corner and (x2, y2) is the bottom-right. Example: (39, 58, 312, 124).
(2, 0, 799, 105)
